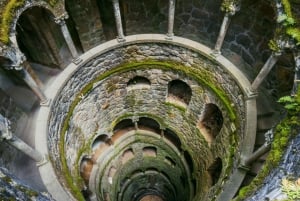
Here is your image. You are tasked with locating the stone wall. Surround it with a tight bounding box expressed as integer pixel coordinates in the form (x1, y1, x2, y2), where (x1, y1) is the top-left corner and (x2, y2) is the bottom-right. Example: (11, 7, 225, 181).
(0, 167, 54, 201)
(246, 133, 300, 201)
(222, 0, 276, 68)
(66, 0, 106, 51)
(121, 0, 168, 34)
(48, 43, 246, 199)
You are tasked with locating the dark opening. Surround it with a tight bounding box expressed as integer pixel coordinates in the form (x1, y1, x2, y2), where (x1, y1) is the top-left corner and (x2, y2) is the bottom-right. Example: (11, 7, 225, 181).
(207, 157, 222, 185)
(138, 117, 160, 133)
(199, 103, 223, 140)
(167, 80, 192, 105)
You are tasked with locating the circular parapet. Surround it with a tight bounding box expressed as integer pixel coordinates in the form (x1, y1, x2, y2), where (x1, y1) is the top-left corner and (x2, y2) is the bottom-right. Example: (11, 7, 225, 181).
(35, 34, 256, 201)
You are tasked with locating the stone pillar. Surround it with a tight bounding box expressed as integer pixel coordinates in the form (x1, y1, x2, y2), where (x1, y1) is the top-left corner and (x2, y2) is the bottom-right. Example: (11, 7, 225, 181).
(213, 2, 239, 54)
(55, 13, 79, 59)
(292, 51, 300, 95)
(4, 48, 49, 105)
(250, 52, 281, 92)
(112, 0, 125, 42)
(0, 114, 46, 165)
(166, 0, 176, 39)
(19, 66, 49, 105)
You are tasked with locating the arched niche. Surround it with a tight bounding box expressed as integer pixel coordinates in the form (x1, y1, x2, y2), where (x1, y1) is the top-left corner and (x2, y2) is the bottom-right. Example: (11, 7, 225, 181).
(164, 128, 182, 150)
(121, 148, 135, 164)
(207, 157, 222, 186)
(16, 7, 72, 68)
(92, 134, 110, 151)
(197, 103, 223, 146)
(80, 156, 94, 184)
(112, 119, 135, 140)
(113, 119, 135, 133)
(137, 117, 160, 133)
(167, 79, 192, 107)
(127, 76, 151, 91)
(142, 146, 157, 157)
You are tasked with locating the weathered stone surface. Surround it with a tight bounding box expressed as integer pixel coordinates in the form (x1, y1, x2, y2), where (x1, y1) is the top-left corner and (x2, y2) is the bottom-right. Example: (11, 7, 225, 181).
(246, 134, 300, 201)
(48, 43, 246, 199)
(0, 167, 54, 201)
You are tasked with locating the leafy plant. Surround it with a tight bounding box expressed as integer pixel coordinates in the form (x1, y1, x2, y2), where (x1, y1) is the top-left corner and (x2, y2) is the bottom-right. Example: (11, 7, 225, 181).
(281, 178, 300, 200)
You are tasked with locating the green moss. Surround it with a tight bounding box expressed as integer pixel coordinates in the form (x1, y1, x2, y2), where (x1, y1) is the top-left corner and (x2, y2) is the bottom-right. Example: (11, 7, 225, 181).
(277, 0, 300, 45)
(0, 0, 25, 43)
(234, 89, 300, 201)
(58, 60, 237, 199)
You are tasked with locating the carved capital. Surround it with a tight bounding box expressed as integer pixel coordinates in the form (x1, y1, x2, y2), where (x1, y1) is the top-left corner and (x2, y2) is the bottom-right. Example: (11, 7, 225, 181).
(54, 12, 69, 25)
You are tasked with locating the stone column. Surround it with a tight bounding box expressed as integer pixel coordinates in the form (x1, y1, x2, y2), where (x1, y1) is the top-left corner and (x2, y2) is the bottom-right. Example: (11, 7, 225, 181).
(112, 0, 126, 42)
(55, 13, 79, 59)
(19, 66, 49, 105)
(292, 51, 300, 95)
(213, 2, 239, 54)
(4, 48, 49, 105)
(0, 114, 46, 165)
(250, 52, 281, 92)
(166, 0, 176, 39)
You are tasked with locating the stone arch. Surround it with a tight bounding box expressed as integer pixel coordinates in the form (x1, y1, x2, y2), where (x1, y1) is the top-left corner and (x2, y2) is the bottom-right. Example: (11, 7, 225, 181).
(137, 117, 160, 133)
(197, 103, 223, 146)
(80, 156, 94, 184)
(164, 128, 182, 150)
(16, 6, 72, 68)
(167, 79, 192, 106)
(143, 146, 157, 157)
(127, 76, 151, 91)
(0, 1, 57, 44)
(91, 134, 110, 151)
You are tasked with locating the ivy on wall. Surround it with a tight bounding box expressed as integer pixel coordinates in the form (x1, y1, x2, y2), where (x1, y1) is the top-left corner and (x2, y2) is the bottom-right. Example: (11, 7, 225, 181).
(235, 88, 300, 201)
(0, 0, 59, 44)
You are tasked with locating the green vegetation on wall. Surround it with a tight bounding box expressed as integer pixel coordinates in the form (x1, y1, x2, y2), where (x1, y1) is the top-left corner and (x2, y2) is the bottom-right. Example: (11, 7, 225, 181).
(235, 88, 300, 201)
(0, 0, 58, 44)
(0, 0, 25, 43)
(57, 60, 238, 200)
(272, 0, 300, 47)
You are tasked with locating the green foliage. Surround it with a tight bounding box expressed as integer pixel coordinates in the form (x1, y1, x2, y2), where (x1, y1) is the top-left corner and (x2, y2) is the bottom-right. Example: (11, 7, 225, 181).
(234, 90, 300, 201)
(0, 0, 25, 43)
(268, 39, 281, 52)
(221, 0, 239, 14)
(281, 178, 300, 200)
(279, 0, 300, 45)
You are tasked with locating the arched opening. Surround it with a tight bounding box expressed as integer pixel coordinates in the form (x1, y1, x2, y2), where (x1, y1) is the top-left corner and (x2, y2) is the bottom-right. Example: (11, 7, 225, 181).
(167, 80, 192, 106)
(16, 7, 72, 69)
(207, 157, 222, 185)
(112, 119, 135, 141)
(122, 148, 135, 164)
(138, 117, 160, 133)
(92, 134, 110, 151)
(139, 194, 164, 201)
(197, 103, 223, 145)
(143, 146, 157, 157)
(80, 156, 94, 184)
(127, 76, 151, 91)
